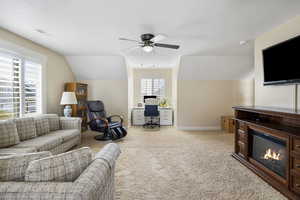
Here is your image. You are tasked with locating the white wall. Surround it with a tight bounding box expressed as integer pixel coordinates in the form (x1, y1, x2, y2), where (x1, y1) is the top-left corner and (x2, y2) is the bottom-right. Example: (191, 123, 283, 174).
(172, 61, 180, 126)
(178, 56, 253, 80)
(177, 55, 254, 130)
(127, 64, 134, 124)
(66, 56, 127, 80)
(66, 56, 129, 126)
(0, 28, 75, 115)
(255, 15, 300, 109)
(81, 80, 128, 126)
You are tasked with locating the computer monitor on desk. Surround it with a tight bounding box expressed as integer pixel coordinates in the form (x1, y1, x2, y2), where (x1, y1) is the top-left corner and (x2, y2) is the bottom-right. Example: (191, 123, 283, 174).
(143, 95, 157, 103)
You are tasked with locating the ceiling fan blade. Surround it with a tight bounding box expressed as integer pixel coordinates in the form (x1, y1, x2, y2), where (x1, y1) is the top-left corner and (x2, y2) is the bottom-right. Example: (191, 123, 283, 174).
(154, 43, 180, 49)
(150, 34, 166, 43)
(119, 37, 141, 43)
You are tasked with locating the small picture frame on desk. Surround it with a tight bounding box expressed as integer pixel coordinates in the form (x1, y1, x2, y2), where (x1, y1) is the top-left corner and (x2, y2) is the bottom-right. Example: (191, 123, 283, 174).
(137, 103, 143, 107)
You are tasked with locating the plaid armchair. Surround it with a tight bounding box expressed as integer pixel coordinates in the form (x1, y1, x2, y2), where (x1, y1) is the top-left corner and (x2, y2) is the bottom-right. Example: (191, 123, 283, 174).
(0, 143, 121, 200)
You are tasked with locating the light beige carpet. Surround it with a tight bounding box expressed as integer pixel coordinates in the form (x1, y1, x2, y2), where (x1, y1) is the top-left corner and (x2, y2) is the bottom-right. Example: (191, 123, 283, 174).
(81, 127, 286, 200)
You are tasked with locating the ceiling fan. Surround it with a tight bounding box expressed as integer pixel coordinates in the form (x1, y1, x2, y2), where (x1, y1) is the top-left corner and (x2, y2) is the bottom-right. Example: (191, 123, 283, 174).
(119, 33, 180, 53)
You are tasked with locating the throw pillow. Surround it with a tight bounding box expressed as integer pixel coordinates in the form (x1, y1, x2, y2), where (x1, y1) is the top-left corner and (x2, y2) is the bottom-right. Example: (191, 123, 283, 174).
(43, 114, 60, 131)
(25, 147, 93, 182)
(14, 117, 37, 141)
(34, 117, 50, 136)
(0, 120, 20, 148)
(0, 151, 52, 181)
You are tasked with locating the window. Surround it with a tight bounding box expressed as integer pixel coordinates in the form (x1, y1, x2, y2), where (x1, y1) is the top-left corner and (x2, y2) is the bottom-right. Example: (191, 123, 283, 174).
(0, 52, 42, 119)
(141, 78, 165, 99)
(24, 60, 42, 115)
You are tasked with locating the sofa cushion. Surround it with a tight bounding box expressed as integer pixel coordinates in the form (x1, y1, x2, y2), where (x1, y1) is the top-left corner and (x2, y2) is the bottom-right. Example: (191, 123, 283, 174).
(50, 129, 80, 142)
(0, 120, 20, 148)
(14, 117, 37, 141)
(25, 147, 93, 182)
(13, 134, 63, 152)
(42, 114, 60, 131)
(0, 147, 36, 155)
(0, 151, 52, 181)
(34, 117, 50, 136)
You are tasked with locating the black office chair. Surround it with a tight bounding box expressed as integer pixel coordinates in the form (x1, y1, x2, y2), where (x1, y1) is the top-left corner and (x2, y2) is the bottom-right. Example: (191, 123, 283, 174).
(143, 104, 160, 128)
(86, 100, 127, 141)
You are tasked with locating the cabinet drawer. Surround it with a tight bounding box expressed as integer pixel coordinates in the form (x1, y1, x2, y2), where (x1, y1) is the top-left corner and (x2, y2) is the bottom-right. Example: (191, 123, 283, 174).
(238, 141, 246, 157)
(238, 130, 247, 143)
(291, 175, 300, 194)
(132, 119, 145, 125)
(291, 157, 300, 174)
(135, 113, 144, 118)
(237, 122, 247, 131)
(160, 111, 172, 117)
(292, 138, 300, 153)
(160, 119, 172, 125)
(161, 115, 170, 120)
(160, 113, 170, 118)
(133, 110, 144, 115)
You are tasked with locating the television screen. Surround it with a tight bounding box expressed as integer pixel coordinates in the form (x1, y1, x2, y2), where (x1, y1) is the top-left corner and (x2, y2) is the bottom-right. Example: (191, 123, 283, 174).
(263, 35, 300, 85)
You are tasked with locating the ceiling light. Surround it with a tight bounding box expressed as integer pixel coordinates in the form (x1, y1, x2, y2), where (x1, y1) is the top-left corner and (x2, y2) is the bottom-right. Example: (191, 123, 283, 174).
(143, 45, 153, 52)
(239, 40, 248, 45)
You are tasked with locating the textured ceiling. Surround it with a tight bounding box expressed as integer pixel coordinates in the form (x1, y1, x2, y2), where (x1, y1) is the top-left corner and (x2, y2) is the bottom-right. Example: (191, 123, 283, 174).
(0, 0, 299, 77)
(0, 0, 300, 64)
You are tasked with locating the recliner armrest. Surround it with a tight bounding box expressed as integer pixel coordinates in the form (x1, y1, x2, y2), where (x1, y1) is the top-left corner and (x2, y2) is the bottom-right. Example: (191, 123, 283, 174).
(88, 117, 109, 128)
(107, 115, 124, 125)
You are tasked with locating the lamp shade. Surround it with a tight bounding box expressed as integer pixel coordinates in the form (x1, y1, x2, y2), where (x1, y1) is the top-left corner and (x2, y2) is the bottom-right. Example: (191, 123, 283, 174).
(60, 92, 78, 105)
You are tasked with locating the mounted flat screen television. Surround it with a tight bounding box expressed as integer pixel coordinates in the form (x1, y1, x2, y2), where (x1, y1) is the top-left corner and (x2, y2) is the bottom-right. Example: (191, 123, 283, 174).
(263, 35, 300, 85)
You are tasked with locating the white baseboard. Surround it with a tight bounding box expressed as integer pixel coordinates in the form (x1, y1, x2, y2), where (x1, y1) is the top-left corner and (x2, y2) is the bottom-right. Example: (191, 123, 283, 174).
(177, 126, 221, 131)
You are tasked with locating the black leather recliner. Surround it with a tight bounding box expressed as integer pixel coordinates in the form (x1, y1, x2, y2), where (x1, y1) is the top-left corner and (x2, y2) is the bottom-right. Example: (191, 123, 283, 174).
(86, 100, 127, 140)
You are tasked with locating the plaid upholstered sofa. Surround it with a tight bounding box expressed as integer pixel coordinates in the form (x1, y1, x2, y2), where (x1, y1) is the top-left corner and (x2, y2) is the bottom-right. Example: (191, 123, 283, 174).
(0, 143, 121, 200)
(0, 114, 82, 155)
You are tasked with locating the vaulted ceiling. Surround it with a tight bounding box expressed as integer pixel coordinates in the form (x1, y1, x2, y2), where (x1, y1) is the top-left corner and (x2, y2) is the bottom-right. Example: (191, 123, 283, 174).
(0, 0, 299, 71)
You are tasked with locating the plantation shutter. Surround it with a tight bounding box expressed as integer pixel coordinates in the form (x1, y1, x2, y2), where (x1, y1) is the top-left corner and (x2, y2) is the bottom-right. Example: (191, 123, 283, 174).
(152, 79, 165, 97)
(141, 78, 165, 99)
(141, 79, 153, 96)
(0, 53, 21, 119)
(23, 60, 42, 114)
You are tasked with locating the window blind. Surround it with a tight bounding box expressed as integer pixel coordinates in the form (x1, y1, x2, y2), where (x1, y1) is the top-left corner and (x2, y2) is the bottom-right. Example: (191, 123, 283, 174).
(141, 78, 165, 99)
(24, 61, 41, 114)
(153, 79, 165, 97)
(141, 79, 153, 96)
(0, 52, 42, 119)
(0, 53, 21, 119)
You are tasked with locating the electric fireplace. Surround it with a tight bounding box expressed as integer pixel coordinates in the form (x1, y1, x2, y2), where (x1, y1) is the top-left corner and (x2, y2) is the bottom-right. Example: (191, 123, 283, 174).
(232, 106, 300, 199)
(250, 130, 287, 178)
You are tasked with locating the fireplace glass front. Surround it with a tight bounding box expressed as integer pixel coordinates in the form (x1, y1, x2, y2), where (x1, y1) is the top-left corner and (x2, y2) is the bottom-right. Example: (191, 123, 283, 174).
(250, 130, 287, 178)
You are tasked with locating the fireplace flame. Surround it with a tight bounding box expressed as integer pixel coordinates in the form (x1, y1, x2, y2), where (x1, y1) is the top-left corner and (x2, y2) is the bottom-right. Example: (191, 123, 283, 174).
(263, 148, 280, 160)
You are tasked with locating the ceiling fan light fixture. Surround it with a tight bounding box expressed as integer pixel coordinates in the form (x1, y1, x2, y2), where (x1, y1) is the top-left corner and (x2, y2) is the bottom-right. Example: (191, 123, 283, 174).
(143, 45, 153, 52)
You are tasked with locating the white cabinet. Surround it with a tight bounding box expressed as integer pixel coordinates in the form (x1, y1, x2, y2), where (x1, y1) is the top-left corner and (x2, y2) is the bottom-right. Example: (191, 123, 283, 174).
(159, 109, 173, 126)
(131, 107, 173, 126)
(132, 109, 145, 125)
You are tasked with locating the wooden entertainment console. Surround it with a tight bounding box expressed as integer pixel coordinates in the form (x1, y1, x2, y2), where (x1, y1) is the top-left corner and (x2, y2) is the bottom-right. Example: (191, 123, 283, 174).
(233, 106, 300, 199)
